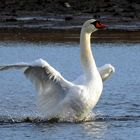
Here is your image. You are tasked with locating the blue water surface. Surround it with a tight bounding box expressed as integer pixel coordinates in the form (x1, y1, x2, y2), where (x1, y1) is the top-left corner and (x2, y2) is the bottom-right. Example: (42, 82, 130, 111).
(0, 42, 139, 140)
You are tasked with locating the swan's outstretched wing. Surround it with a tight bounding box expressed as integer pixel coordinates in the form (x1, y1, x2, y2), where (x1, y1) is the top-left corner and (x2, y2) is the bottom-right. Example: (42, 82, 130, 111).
(98, 64, 115, 81)
(73, 64, 115, 84)
(0, 59, 73, 113)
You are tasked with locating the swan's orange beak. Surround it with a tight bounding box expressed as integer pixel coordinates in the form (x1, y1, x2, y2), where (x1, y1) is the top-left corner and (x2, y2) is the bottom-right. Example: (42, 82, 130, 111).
(96, 22, 107, 29)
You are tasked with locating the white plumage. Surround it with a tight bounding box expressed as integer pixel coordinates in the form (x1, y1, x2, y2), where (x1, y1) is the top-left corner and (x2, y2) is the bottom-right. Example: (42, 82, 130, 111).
(0, 19, 115, 121)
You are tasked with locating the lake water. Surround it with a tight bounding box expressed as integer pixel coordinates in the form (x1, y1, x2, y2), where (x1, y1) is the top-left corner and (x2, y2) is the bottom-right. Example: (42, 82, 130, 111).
(0, 42, 140, 140)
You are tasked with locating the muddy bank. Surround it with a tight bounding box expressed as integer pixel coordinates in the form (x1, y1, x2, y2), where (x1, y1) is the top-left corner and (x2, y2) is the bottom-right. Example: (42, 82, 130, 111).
(0, 0, 139, 31)
(0, 1, 139, 43)
(0, 14, 140, 30)
(0, 28, 140, 43)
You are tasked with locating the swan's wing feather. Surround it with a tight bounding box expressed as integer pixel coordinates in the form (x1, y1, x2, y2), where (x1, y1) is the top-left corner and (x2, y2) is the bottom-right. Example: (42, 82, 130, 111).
(98, 64, 115, 81)
(0, 63, 29, 71)
(0, 59, 73, 114)
(24, 66, 67, 113)
(73, 64, 115, 84)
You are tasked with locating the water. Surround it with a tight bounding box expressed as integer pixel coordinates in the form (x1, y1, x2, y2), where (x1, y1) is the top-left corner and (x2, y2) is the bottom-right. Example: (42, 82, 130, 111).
(0, 42, 140, 140)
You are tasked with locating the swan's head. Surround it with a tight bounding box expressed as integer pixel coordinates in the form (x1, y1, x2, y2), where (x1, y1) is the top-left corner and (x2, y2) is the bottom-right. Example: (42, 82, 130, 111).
(82, 19, 106, 33)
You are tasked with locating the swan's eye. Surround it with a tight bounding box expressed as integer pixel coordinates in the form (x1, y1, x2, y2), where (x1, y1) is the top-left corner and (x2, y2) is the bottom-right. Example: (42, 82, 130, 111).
(91, 21, 106, 29)
(91, 21, 99, 26)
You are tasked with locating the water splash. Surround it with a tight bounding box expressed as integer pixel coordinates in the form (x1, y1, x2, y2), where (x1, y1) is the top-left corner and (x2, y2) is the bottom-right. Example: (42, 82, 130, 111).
(0, 114, 140, 124)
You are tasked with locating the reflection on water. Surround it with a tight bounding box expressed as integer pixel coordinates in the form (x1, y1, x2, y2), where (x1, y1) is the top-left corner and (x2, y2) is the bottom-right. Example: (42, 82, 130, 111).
(0, 41, 140, 140)
(82, 121, 107, 139)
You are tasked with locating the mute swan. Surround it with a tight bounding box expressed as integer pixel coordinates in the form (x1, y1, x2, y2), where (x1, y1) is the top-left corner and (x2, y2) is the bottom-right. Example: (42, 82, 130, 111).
(0, 19, 115, 121)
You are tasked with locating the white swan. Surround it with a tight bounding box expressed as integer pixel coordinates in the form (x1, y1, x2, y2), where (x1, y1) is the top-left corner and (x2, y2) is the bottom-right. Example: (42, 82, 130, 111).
(0, 19, 115, 121)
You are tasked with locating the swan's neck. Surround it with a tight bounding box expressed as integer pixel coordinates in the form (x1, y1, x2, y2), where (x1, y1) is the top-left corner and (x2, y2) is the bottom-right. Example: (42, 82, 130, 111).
(80, 29, 99, 81)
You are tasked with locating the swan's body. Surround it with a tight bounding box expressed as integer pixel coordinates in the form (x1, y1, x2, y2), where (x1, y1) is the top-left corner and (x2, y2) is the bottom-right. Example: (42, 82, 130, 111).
(0, 19, 115, 121)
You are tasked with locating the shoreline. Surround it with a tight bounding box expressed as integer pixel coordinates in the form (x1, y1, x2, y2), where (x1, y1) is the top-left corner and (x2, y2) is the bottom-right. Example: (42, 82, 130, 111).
(0, 14, 140, 43)
(0, 28, 140, 43)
